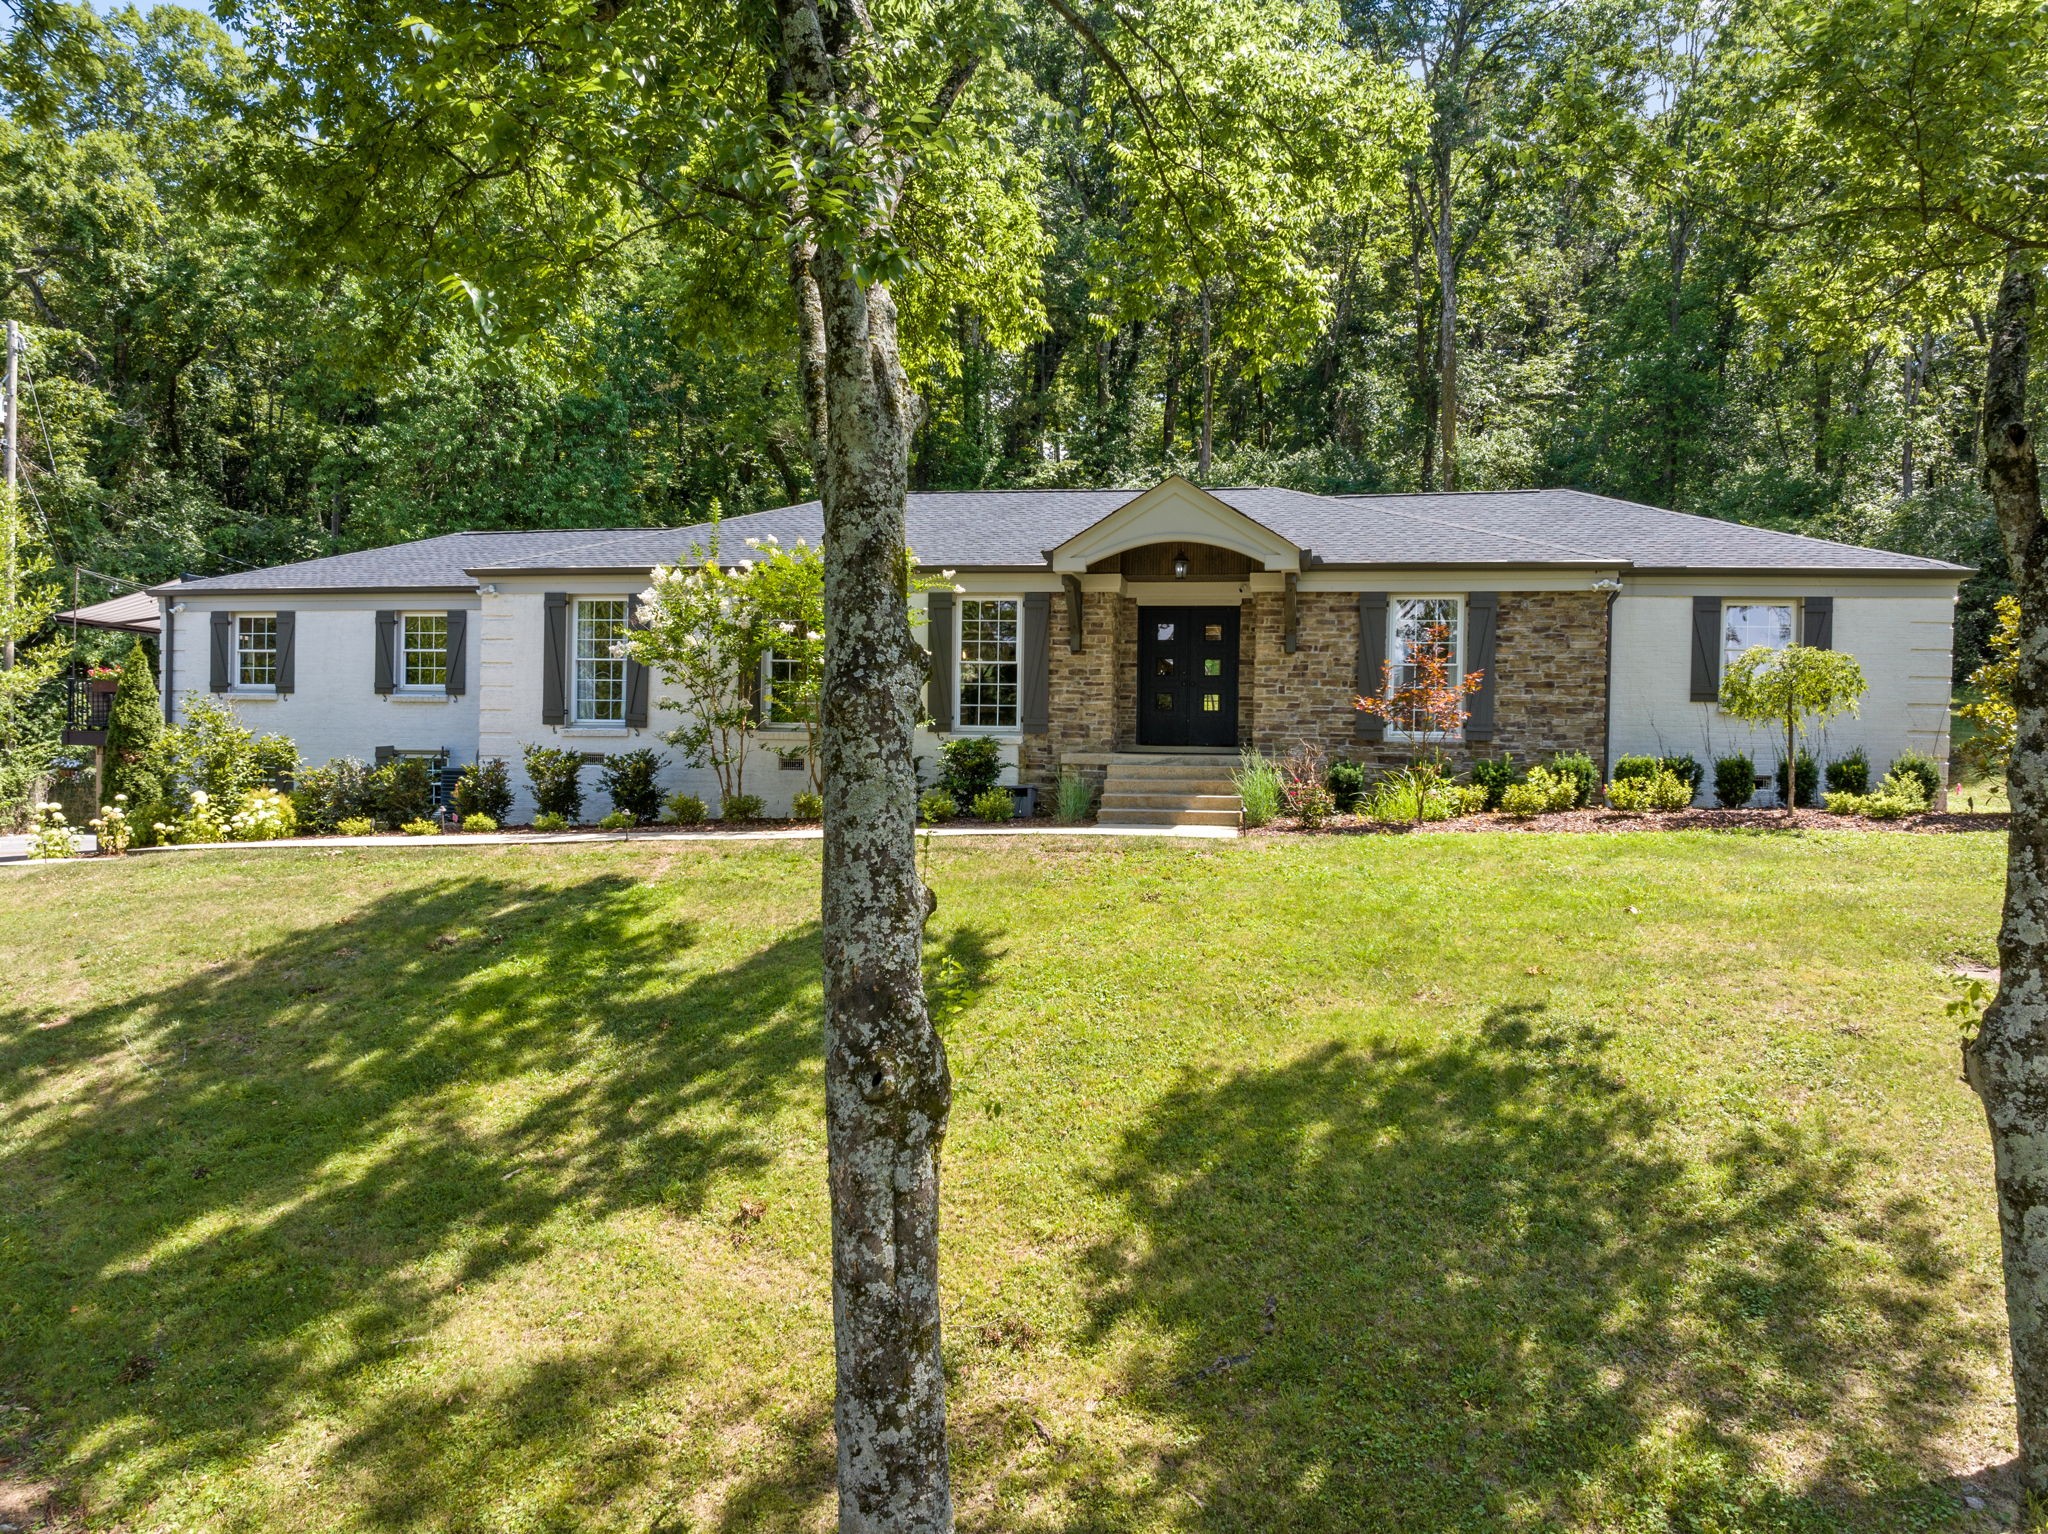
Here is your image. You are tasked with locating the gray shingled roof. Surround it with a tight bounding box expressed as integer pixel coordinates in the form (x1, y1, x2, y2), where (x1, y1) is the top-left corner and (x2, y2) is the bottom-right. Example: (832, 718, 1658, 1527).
(159, 485, 1965, 594)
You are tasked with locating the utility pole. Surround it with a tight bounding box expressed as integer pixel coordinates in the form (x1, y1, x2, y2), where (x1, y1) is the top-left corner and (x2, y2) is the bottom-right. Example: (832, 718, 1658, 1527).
(3, 319, 17, 672)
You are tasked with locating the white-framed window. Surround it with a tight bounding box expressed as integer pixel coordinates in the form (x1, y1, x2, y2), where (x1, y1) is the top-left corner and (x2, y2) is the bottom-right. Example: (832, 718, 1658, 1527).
(1723, 601, 1795, 669)
(958, 597, 1020, 730)
(401, 613, 448, 691)
(1385, 595, 1464, 738)
(573, 597, 629, 724)
(763, 649, 807, 726)
(235, 614, 277, 690)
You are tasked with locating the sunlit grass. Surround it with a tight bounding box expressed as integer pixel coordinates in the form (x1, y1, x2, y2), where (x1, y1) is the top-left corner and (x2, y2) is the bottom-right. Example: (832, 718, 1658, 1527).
(0, 831, 2015, 1531)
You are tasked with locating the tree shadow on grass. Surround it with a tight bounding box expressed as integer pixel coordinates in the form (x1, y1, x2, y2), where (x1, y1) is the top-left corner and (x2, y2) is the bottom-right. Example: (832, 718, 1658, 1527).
(1057, 1006, 1996, 1531)
(0, 868, 829, 1526)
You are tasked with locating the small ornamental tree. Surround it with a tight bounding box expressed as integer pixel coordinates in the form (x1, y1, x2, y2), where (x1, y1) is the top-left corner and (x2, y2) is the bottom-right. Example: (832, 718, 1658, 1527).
(1959, 593, 2019, 777)
(629, 548, 770, 811)
(1354, 620, 1484, 824)
(102, 640, 164, 806)
(1718, 644, 1869, 813)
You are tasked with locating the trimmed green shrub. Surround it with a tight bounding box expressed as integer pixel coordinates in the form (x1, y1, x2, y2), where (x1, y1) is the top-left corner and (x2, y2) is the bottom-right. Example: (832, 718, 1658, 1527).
(1713, 754, 1756, 808)
(460, 813, 499, 833)
(1325, 760, 1368, 812)
(1470, 754, 1523, 810)
(938, 737, 1004, 802)
(919, 788, 959, 822)
(1610, 754, 1661, 784)
(971, 786, 1016, 823)
(102, 641, 164, 808)
(1825, 748, 1870, 796)
(451, 758, 514, 823)
(531, 812, 570, 832)
(523, 745, 586, 822)
(1544, 752, 1599, 808)
(597, 748, 667, 824)
(1054, 772, 1095, 823)
(1445, 782, 1491, 816)
(1500, 766, 1579, 818)
(1826, 770, 1929, 820)
(1889, 750, 1942, 805)
(227, 787, 298, 841)
(1659, 754, 1703, 796)
(598, 809, 636, 830)
(790, 789, 824, 821)
(1774, 749, 1821, 808)
(401, 817, 442, 836)
(292, 758, 376, 833)
(370, 757, 437, 828)
(1608, 769, 1693, 812)
(1233, 750, 1283, 828)
(721, 793, 764, 821)
(662, 792, 707, 825)
(335, 816, 377, 837)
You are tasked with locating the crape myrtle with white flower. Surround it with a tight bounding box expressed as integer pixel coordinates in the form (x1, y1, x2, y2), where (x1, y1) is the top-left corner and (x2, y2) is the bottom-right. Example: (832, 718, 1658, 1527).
(627, 530, 957, 811)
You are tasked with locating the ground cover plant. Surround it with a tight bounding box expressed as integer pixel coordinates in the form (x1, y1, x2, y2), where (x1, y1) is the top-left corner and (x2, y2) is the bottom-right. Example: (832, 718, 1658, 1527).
(0, 833, 2016, 1532)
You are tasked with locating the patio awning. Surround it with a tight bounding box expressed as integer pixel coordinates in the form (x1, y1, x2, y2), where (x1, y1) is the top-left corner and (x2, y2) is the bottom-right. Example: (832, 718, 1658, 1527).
(53, 591, 160, 635)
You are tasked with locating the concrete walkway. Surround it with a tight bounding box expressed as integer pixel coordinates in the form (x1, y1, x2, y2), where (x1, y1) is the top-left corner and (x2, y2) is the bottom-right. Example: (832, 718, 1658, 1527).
(1, 820, 1236, 865)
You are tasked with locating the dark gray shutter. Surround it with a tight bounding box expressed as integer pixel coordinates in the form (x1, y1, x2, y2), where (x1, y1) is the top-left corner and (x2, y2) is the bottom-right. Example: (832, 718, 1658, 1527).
(374, 745, 395, 766)
(274, 611, 296, 694)
(741, 655, 764, 723)
(1356, 592, 1388, 742)
(1021, 592, 1050, 732)
(1803, 596, 1834, 650)
(1689, 595, 1722, 703)
(374, 610, 398, 695)
(1464, 592, 1499, 742)
(444, 610, 467, 696)
(542, 594, 568, 725)
(625, 605, 649, 728)
(927, 591, 955, 732)
(209, 611, 231, 692)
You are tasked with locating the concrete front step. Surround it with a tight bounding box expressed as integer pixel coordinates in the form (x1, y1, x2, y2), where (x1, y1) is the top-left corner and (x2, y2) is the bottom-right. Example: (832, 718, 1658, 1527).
(1100, 791, 1244, 812)
(1102, 771, 1240, 793)
(1096, 806, 1244, 828)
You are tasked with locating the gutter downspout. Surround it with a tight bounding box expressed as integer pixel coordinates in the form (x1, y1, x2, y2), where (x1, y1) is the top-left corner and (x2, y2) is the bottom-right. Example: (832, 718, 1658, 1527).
(161, 598, 174, 722)
(1596, 577, 1623, 780)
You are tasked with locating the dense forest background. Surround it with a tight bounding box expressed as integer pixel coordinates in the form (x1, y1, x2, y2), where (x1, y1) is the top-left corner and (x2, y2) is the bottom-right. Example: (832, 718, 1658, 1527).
(0, 0, 2016, 682)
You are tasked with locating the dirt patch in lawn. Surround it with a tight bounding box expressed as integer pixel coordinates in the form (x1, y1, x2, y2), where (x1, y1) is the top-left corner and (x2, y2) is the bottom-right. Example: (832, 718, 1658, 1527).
(1256, 807, 2008, 837)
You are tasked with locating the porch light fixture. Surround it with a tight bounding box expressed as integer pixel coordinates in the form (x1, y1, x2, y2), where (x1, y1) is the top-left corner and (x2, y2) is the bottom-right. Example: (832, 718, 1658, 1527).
(1172, 548, 1190, 580)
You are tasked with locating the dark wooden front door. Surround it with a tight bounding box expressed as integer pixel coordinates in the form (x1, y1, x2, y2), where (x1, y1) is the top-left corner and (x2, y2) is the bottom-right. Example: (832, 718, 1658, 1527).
(1137, 606, 1240, 747)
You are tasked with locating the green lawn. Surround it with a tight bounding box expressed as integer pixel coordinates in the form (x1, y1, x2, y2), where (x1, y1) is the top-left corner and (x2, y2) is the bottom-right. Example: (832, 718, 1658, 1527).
(0, 832, 2019, 1531)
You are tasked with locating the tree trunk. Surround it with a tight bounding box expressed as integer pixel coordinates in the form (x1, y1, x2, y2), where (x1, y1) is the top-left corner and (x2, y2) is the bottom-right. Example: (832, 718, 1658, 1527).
(1197, 281, 1214, 479)
(1433, 163, 1459, 492)
(1965, 257, 2048, 1498)
(773, 2, 954, 1528)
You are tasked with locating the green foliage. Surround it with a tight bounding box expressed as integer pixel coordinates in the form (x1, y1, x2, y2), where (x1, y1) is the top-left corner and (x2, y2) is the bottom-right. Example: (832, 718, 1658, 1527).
(596, 749, 667, 825)
(1888, 751, 1943, 805)
(918, 789, 959, 824)
(227, 787, 297, 841)
(160, 696, 299, 810)
(1826, 769, 1931, 820)
(1774, 750, 1821, 809)
(459, 813, 499, 833)
(1658, 755, 1704, 796)
(26, 801, 77, 859)
(970, 787, 1016, 824)
(450, 758, 514, 823)
(1825, 749, 1870, 796)
(662, 792, 707, 826)
(1714, 754, 1757, 809)
(1233, 750, 1284, 828)
(102, 642, 163, 806)
(720, 793, 763, 822)
(1543, 752, 1599, 809)
(1610, 755, 1662, 784)
(1054, 772, 1095, 824)
(88, 797, 134, 855)
(522, 746, 585, 822)
(334, 816, 377, 837)
(1469, 755, 1523, 811)
(1958, 595, 2018, 775)
(1325, 760, 1367, 812)
(400, 817, 441, 836)
(938, 738, 1004, 803)
(1720, 646, 1869, 790)
(530, 812, 570, 833)
(790, 789, 824, 821)
(292, 758, 376, 833)
(598, 810, 635, 831)
(1361, 776, 1488, 823)
(1607, 770, 1694, 813)
(370, 758, 436, 828)
(1500, 767, 1581, 819)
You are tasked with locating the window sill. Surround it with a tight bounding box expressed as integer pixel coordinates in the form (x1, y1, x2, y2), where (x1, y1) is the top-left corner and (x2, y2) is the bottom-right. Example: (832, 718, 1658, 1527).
(1383, 732, 1464, 745)
(389, 691, 454, 703)
(557, 724, 635, 737)
(228, 690, 280, 701)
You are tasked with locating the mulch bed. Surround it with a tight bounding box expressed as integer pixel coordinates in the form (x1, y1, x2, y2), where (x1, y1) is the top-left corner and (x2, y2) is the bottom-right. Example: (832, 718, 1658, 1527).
(1255, 807, 2008, 837)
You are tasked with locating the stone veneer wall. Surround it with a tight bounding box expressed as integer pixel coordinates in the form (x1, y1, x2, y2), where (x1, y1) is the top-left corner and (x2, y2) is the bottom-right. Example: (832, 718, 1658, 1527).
(1020, 586, 1608, 783)
(1247, 589, 1609, 773)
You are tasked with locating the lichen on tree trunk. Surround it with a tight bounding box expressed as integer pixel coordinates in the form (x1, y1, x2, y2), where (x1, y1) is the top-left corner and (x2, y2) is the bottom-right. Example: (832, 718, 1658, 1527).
(1965, 257, 2048, 1494)
(771, 0, 955, 1527)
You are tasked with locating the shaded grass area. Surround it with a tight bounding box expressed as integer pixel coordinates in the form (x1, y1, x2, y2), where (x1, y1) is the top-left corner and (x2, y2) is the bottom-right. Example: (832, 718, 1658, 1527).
(0, 832, 2015, 1531)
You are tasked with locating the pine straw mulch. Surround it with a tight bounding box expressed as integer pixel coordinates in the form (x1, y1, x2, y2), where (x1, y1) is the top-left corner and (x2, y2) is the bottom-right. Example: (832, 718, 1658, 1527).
(1254, 806, 2007, 837)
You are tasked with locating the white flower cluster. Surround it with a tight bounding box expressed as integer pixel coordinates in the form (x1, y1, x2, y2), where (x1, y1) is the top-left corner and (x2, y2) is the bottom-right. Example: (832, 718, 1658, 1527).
(27, 801, 78, 860)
